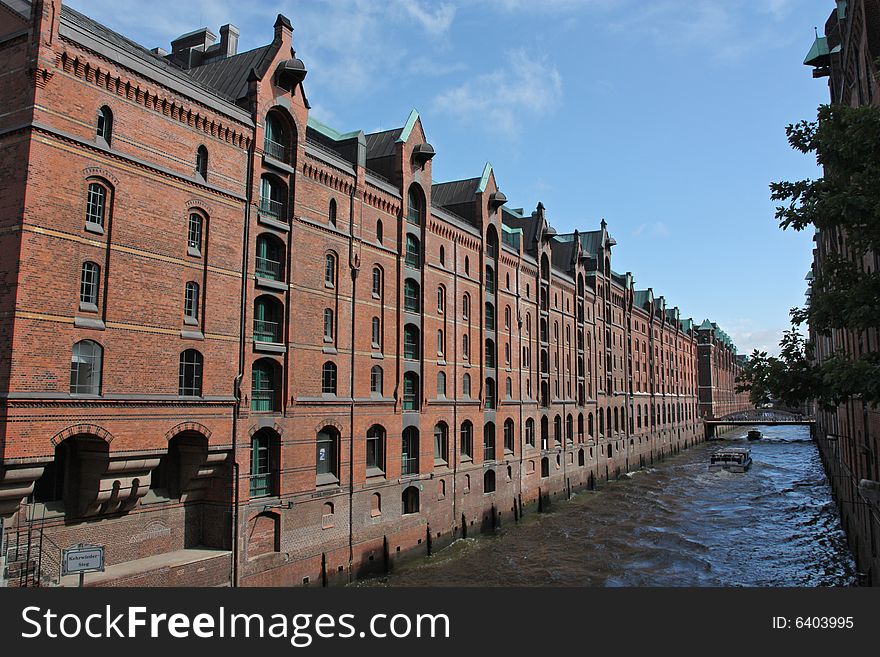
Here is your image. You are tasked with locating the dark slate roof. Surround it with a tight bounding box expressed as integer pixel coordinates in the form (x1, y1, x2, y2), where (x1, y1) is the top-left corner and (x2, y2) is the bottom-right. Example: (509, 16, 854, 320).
(186, 45, 274, 101)
(502, 210, 540, 252)
(611, 271, 627, 288)
(431, 178, 479, 208)
(577, 230, 603, 256)
(365, 128, 402, 159)
(3, 0, 29, 18)
(634, 290, 652, 310)
(550, 237, 577, 272)
(62, 4, 254, 105)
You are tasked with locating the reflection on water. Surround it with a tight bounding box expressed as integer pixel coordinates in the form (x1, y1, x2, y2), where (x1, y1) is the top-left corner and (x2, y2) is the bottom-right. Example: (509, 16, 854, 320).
(362, 425, 856, 587)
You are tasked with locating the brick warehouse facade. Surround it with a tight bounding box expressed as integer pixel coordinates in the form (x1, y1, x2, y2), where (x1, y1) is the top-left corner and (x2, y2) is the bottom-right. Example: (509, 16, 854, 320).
(804, 0, 880, 585)
(0, 0, 750, 587)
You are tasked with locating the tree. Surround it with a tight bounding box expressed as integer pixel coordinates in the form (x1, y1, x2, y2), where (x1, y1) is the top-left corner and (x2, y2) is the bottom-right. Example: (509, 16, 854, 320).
(736, 104, 880, 408)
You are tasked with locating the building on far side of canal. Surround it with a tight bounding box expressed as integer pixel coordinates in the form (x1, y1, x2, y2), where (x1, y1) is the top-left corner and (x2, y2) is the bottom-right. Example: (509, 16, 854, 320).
(0, 0, 748, 587)
(803, 0, 880, 586)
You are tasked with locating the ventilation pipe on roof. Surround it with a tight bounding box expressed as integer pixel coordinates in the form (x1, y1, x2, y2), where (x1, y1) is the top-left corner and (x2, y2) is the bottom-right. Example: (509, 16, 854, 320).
(219, 24, 239, 58)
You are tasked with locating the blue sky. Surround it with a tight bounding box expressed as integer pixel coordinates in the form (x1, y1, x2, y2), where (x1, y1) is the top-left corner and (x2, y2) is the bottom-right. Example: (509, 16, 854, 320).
(71, 0, 832, 355)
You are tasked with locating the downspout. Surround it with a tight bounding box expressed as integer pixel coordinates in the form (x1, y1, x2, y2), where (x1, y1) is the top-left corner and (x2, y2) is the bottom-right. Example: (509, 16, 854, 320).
(348, 183, 360, 581)
(231, 119, 256, 588)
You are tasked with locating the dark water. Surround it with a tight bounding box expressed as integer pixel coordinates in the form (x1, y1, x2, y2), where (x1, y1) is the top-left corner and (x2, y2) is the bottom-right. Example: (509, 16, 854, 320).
(363, 425, 856, 587)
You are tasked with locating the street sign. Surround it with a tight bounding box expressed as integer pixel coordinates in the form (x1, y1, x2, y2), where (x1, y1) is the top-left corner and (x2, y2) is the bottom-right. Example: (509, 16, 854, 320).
(62, 544, 104, 576)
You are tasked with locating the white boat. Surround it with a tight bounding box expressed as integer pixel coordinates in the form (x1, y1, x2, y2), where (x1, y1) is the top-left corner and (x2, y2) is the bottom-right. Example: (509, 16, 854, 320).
(709, 447, 752, 473)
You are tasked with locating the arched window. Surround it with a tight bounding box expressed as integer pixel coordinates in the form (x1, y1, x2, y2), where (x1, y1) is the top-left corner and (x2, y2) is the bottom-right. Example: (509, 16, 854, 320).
(184, 281, 200, 321)
(328, 199, 337, 226)
(196, 145, 208, 180)
(85, 182, 108, 229)
(322, 361, 337, 394)
(486, 226, 498, 259)
(376, 219, 383, 244)
(485, 265, 495, 293)
(484, 378, 496, 410)
(407, 187, 422, 225)
(437, 286, 445, 313)
(505, 376, 512, 397)
(439, 245, 446, 266)
(403, 372, 419, 410)
(264, 112, 288, 162)
(554, 415, 562, 444)
(316, 427, 339, 480)
(405, 234, 421, 268)
(178, 349, 203, 396)
(404, 278, 420, 312)
(504, 418, 515, 453)
(403, 324, 420, 360)
(464, 255, 470, 275)
(324, 253, 337, 287)
(254, 295, 283, 343)
(70, 340, 103, 394)
(484, 469, 496, 493)
(462, 293, 470, 321)
(372, 266, 383, 297)
(437, 371, 447, 397)
(483, 422, 496, 460)
(323, 308, 335, 342)
(250, 429, 277, 497)
(460, 421, 473, 458)
(402, 485, 420, 514)
(366, 425, 386, 473)
(434, 422, 448, 463)
(402, 428, 419, 475)
(259, 175, 286, 220)
(504, 306, 511, 329)
(525, 418, 535, 447)
(462, 373, 471, 398)
(256, 234, 285, 281)
(252, 359, 279, 411)
(96, 106, 113, 143)
(566, 414, 574, 443)
(370, 365, 383, 394)
(80, 262, 100, 308)
(541, 415, 549, 449)
(463, 333, 470, 360)
(371, 316, 381, 349)
(485, 302, 495, 331)
(437, 329, 445, 357)
(485, 339, 496, 369)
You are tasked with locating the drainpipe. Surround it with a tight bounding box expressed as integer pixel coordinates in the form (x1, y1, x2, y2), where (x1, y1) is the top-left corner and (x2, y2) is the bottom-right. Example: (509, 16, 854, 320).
(231, 117, 256, 588)
(348, 183, 360, 581)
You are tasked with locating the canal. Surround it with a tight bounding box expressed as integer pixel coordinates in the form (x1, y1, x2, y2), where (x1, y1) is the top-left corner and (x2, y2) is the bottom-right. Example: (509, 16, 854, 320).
(361, 425, 857, 586)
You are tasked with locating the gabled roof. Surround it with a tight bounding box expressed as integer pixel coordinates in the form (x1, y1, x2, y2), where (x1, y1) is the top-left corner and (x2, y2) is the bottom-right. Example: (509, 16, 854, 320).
(365, 128, 403, 159)
(634, 289, 653, 310)
(186, 44, 274, 101)
(431, 178, 480, 208)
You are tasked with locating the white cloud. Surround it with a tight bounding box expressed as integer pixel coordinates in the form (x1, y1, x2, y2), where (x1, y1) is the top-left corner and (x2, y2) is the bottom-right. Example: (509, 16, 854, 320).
(632, 222, 669, 238)
(396, 0, 457, 36)
(723, 319, 792, 356)
(434, 49, 563, 135)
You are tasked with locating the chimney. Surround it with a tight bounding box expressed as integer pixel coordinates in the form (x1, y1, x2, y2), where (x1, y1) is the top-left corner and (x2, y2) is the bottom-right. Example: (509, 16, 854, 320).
(169, 27, 217, 69)
(219, 24, 239, 58)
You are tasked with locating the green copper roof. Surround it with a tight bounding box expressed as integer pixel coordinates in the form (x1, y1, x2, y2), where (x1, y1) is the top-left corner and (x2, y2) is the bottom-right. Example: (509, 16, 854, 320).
(804, 35, 829, 66)
(397, 109, 420, 143)
(698, 319, 714, 331)
(477, 162, 493, 193)
(307, 116, 362, 141)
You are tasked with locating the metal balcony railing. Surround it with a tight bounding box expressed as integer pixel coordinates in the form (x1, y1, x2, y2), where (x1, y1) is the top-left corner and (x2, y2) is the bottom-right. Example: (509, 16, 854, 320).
(255, 256, 283, 280)
(401, 455, 418, 475)
(259, 197, 285, 220)
(263, 138, 288, 163)
(251, 390, 276, 412)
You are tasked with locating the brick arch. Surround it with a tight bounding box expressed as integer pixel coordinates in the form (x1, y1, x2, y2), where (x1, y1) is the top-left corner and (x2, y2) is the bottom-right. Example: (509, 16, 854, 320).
(185, 199, 212, 215)
(51, 424, 114, 447)
(314, 419, 343, 433)
(83, 166, 119, 186)
(164, 422, 213, 442)
(248, 422, 283, 439)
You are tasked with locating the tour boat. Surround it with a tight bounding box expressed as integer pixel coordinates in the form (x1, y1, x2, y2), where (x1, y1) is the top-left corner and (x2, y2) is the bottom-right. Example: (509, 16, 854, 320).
(747, 429, 762, 440)
(709, 447, 752, 473)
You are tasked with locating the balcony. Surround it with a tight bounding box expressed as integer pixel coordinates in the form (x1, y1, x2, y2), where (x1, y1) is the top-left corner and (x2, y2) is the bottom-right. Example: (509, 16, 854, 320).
(254, 319, 282, 344)
(259, 197, 285, 220)
(255, 256, 283, 281)
(251, 389, 276, 413)
(263, 138, 288, 164)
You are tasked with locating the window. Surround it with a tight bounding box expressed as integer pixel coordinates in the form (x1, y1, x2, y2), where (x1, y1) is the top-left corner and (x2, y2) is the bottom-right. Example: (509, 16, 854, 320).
(328, 199, 337, 226)
(434, 423, 448, 463)
(372, 267, 382, 297)
(260, 175, 286, 219)
(463, 373, 471, 398)
(439, 245, 445, 266)
(463, 333, 470, 360)
(505, 376, 512, 397)
(85, 183, 107, 229)
(403, 324, 420, 360)
(370, 365, 383, 394)
(504, 419, 515, 453)
(96, 106, 112, 143)
(464, 256, 470, 275)
(437, 286, 445, 313)
(196, 145, 208, 180)
(404, 279, 420, 313)
(371, 316, 381, 349)
(485, 339, 495, 369)
(486, 265, 495, 293)
(525, 418, 535, 447)
(70, 340, 102, 395)
(403, 372, 419, 410)
(366, 425, 385, 473)
(407, 187, 422, 225)
(324, 253, 337, 287)
(250, 430, 273, 497)
(405, 234, 421, 268)
(256, 234, 284, 281)
(184, 281, 200, 321)
(178, 349, 203, 396)
(460, 421, 473, 458)
(254, 296, 283, 343)
(264, 112, 288, 162)
(402, 485, 420, 514)
(484, 422, 496, 461)
(462, 294, 470, 321)
(485, 303, 495, 331)
(402, 428, 419, 474)
(187, 213, 203, 253)
(324, 308, 334, 342)
(252, 359, 278, 411)
(504, 306, 511, 329)
(437, 329, 445, 357)
(80, 262, 100, 307)
(484, 469, 496, 493)
(316, 427, 339, 481)
(437, 371, 446, 397)
(484, 378, 496, 410)
(322, 361, 337, 394)
(376, 219, 383, 244)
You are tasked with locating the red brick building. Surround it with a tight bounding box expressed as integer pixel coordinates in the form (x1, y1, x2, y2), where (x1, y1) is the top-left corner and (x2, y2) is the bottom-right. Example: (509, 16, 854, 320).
(0, 1, 747, 587)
